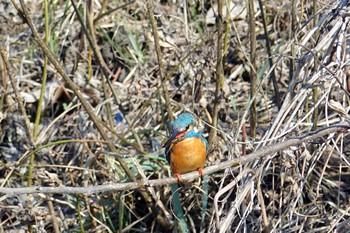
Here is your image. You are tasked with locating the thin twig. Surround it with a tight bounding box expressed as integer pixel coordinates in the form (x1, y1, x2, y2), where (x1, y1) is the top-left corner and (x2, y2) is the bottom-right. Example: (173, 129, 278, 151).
(257, 0, 280, 108)
(208, 0, 224, 146)
(247, 0, 257, 138)
(146, 0, 173, 120)
(0, 47, 34, 146)
(94, 0, 135, 23)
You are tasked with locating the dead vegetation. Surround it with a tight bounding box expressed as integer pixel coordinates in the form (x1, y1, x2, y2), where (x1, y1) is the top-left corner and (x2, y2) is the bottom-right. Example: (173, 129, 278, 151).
(0, 0, 350, 232)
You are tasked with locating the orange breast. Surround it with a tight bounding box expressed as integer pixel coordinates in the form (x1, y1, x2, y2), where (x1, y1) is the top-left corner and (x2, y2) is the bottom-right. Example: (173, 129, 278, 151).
(169, 137, 207, 174)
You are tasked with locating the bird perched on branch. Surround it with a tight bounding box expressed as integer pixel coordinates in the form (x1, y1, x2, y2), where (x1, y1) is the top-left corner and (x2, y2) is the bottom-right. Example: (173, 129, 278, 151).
(163, 113, 208, 184)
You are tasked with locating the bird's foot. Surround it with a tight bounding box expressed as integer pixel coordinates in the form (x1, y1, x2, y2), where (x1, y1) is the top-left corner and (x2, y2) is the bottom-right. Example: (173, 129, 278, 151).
(174, 173, 182, 183)
(198, 167, 204, 177)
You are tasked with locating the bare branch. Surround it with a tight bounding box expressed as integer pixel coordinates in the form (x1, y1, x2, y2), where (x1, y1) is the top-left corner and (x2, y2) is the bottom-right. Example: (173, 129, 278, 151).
(1, 122, 348, 196)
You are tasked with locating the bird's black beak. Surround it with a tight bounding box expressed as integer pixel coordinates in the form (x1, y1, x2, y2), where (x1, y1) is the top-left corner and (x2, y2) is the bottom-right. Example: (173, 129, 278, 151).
(163, 130, 178, 148)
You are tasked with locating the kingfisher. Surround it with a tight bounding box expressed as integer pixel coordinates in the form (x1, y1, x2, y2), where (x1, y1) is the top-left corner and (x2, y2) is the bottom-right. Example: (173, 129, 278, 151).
(163, 113, 208, 183)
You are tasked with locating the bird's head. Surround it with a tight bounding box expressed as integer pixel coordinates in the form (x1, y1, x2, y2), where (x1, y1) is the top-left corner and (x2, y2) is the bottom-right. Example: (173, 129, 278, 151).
(163, 113, 197, 147)
(171, 113, 196, 136)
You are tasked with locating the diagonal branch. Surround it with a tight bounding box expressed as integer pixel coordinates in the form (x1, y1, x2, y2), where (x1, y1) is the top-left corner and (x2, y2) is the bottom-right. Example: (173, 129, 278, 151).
(1, 122, 348, 195)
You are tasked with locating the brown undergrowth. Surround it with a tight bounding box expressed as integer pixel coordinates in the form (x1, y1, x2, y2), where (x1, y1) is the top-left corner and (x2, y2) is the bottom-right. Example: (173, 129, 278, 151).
(0, 0, 349, 232)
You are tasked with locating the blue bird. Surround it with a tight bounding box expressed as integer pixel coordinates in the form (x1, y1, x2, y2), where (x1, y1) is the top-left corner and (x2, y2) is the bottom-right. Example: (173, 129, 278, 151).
(164, 113, 208, 182)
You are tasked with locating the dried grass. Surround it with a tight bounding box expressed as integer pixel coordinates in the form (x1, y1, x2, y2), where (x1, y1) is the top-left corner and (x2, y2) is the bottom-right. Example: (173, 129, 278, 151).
(0, 0, 349, 232)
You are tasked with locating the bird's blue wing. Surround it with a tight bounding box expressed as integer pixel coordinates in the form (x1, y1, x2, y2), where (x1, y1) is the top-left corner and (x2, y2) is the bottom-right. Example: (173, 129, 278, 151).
(165, 145, 171, 164)
(163, 130, 178, 164)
